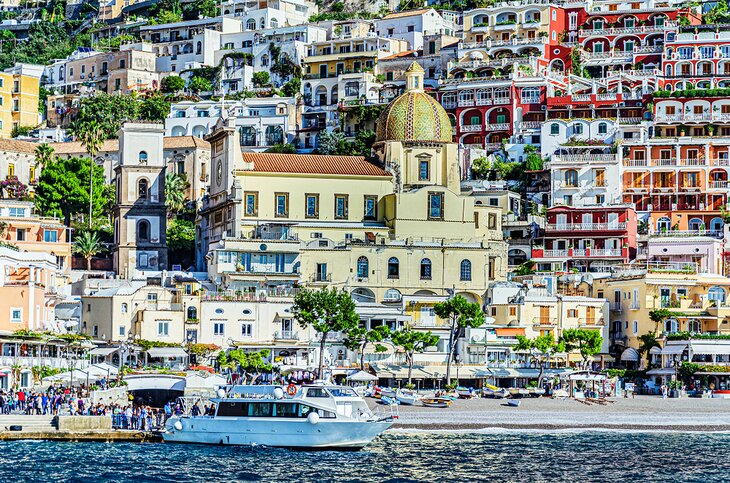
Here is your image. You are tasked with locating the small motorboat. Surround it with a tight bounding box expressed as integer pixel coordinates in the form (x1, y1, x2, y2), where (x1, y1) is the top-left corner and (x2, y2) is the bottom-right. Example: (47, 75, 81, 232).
(456, 387, 474, 399)
(507, 399, 521, 408)
(483, 385, 509, 399)
(378, 395, 398, 405)
(421, 397, 452, 408)
(380, 388, 397, 399)
(508, 388, 521, 397)
(518, 388, 530, 398)
(396, 390, 421, 406)
(530, 387, 545, 398)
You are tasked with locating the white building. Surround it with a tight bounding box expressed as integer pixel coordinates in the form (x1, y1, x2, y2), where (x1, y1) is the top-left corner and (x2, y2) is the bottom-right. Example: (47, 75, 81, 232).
(374, 8, 455, 51)
(219, 0, 318, 27)
(165, 97, 298, 148)
(542, 118, 623, 207)
(138, 17, 242, 72)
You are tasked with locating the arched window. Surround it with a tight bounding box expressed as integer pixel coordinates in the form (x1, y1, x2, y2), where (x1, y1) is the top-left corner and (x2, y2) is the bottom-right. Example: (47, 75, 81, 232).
(420, 258, 432, 280)
(196, 41, 202, 55)
(664, 318, 679, 334)
(187, 306, 198, 320)
(356, 256, 369, 278)
(261, 54, 269, 67)
(121, 303, 128, 313)
(710, 217, 724, 234)
(137, 220, 150, 242)
(270, 18, 278, 28)
(138, 179, 149, 199)
(239, 126, 257, 146)
(265, 126, 284, 145)
(387, 257, 399, 279)
(709, 286, 726, 305)
(383, 288, 401, 302)
(687, 319, 702, 333)
(139, 151, 148, 163)
(246, 18, 256, 30)
(656, 216, 671, 232)
(550, 123, 559, 135)
(564, 169, 578, 187)
(598, 122, 607, 134)
(688, 217, 703, 231)
(460, 259, 472, 281)
(260, 17, 265, 29)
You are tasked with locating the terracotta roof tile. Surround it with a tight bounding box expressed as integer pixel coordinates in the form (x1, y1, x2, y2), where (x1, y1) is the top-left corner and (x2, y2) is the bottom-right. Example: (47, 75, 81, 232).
(0, 138, 39, 154)
(242, 153, 391, 177)
(383, 8, 431, 19)
(381, 50, 419, 60)
(164, 136, 211, 149)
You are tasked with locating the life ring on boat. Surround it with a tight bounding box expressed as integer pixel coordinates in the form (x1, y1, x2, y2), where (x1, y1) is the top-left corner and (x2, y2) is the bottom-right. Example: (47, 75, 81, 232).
(287, 384, 298, 396)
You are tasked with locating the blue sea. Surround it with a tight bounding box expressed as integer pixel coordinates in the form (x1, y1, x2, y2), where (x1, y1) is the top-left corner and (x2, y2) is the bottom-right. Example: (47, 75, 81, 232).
(2, 431, 728, 481)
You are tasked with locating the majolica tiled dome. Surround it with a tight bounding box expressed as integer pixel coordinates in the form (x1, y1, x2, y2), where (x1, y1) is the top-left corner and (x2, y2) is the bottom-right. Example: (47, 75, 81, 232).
(376, 62, 453, 143)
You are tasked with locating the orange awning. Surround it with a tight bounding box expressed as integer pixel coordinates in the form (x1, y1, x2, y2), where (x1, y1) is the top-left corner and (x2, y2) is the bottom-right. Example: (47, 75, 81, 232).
(495, 328, 526, 336)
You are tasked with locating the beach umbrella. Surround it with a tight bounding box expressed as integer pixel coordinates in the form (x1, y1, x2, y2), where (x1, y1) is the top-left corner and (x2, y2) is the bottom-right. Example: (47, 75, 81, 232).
(347, 370, 378, 382)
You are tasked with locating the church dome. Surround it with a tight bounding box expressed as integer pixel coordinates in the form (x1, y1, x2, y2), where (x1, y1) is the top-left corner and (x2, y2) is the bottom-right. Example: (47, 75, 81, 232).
(376, 62, 453, 143)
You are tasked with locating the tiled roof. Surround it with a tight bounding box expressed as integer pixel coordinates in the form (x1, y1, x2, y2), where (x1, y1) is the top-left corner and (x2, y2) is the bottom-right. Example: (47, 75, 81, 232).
(50, 139, 119, 154)
(164, 136, 211, 149)
(242, 153, 391, 177)
(383, 8, 431, 19)
(49, 136, 210, 154)
(381, 50, 419, 60)
(0, 138, 38, 154)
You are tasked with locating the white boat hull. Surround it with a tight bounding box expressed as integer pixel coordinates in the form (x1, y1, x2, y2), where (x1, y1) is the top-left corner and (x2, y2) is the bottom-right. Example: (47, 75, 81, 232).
(396, 395, 419, 405)
(162, 416, 392, 449)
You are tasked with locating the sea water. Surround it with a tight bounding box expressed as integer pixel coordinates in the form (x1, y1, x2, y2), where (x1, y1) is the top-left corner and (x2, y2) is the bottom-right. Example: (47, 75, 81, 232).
(2, 431, 727, 481)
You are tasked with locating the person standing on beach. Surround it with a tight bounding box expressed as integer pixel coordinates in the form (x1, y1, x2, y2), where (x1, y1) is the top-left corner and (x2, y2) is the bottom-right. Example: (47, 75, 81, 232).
(661, 384, 668, 399)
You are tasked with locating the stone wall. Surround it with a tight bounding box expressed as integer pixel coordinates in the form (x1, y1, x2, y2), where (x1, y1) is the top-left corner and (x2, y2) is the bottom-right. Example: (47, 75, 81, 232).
(56, 416, 112, 431)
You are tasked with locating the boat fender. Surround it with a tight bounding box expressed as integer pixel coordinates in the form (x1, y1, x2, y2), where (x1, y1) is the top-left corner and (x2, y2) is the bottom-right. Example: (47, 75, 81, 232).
(274, 387, 284, 399)
(173, 421, 183, 431)
(217, 388, 226, 398)
(307, 412, 320, 425)
(287, 384, 298, 397)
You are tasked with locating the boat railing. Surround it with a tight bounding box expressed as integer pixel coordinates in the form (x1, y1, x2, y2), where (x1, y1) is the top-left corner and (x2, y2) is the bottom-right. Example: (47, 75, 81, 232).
(371, 401, 399, 422)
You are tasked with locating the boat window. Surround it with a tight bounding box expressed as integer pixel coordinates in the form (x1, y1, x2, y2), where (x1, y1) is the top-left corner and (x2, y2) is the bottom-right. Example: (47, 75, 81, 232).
(217, 402, 248, 417)
(316, 409, 336, 419)
(274, 402, 300, 418)
(298, 404, 314, 417)
(305, 388, 329, 398)
(249, 402, 273, 417)
(328, 388, 357, 397)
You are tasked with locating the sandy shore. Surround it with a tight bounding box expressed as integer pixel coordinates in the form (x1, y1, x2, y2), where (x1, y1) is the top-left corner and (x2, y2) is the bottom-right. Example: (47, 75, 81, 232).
(369, 396, 730, 432)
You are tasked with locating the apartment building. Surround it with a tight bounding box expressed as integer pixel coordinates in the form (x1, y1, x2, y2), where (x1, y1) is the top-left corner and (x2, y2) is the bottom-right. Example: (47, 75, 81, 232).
(0, 64, 43, 138)
(374, 8, 455, 51)
(166, 98, 299, 150)
(660, 24, 730, 91)
(220, 0, 317, 27)
(0, 138, 38, 190)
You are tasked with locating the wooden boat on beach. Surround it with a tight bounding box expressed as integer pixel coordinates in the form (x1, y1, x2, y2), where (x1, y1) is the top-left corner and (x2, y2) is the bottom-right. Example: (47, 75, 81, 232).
(456, 387, 474, 399)
(483, 385, 509, 399)
(396, 390, 421, 406)
(421, 397, 452, 408)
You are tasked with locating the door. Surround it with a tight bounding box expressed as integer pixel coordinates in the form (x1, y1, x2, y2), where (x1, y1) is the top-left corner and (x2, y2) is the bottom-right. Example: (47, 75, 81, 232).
(608, 212, 619, 228)
(660, 288, 671, 308)
(556, 213, 567, 229)
(420, 307, 436, 325)
(586, 306, 595, 325)
(319, 64, 328, 78)
(316, 263, 327, 282)
(582, 213, 593, 229)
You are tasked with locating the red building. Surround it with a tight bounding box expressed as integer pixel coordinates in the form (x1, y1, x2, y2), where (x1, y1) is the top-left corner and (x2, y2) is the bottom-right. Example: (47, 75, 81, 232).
(532, 205, 638, 272)
(660, 24, 730, 91)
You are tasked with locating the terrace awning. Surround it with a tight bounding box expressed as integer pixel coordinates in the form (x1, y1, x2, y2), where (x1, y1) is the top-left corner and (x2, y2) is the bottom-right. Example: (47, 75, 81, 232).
(621, 348, 640, 362)
(661, 344, 688, 356)
(89, 347, 118, 357)
(689, 343, 730, 356)
(146, 347, 188, 358)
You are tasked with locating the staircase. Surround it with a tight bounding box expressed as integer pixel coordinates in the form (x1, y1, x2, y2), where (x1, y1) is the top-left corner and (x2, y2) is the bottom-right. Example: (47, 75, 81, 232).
(0, 415, 58, 432)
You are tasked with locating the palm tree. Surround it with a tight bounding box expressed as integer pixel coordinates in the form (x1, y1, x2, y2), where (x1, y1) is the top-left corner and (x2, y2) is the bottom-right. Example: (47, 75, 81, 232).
(33, 143, 55, 171)
(164, 173, 189, 216)
(71, 120, 105, 228)
(73, 231, 105, 271)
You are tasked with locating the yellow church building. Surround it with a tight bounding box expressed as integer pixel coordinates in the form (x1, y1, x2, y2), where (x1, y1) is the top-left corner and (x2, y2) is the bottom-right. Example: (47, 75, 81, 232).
(199, 62, 507, 333)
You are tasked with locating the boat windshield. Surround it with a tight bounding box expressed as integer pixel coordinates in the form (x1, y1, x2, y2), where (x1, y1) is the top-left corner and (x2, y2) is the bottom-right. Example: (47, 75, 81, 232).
(328, 387, 358, 398)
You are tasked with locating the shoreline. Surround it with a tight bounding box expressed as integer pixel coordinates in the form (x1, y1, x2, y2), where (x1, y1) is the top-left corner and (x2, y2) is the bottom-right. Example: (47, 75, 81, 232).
(389, 423, 730, 432)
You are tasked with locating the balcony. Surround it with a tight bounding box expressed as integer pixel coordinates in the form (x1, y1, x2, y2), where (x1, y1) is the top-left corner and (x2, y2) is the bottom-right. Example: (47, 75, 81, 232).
(274, 330, 299, 340)
(578, 317, 605, 327)
(552, 154, 617, 164)
(710, 180, 729, 189)
(311, 274, 332, 283)
(650, 229, 723, 238)
(485, 122, 510, 131)
(519, 121, 542, 130)
(546, 222, 627, 232)
(579, 25, 668, 37)
(461, 124, 483, 132)
(611, 302, 622, 311)
(532, 317, 557, 327)
(623, 159, 648, 167)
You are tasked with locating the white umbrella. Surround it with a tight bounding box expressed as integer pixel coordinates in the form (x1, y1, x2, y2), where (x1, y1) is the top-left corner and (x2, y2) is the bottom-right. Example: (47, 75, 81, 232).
(346, 370, 378, 382)
(43, 369, 89, 386)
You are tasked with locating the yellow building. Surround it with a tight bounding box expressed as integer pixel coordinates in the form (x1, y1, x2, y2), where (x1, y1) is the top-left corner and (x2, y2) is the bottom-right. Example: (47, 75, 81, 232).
(200, 62, 508, 351)
(0, 64, 43, 138)
(595, 270, 730, 361)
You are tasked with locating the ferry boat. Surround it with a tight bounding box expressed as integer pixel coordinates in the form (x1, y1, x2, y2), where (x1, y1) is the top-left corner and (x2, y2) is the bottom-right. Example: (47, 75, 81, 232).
(162, 384, 394, 449)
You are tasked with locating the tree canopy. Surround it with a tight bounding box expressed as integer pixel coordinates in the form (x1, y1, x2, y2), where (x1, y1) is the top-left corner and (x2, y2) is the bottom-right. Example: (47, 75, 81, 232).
(559, 328, 603, 369)
(391, 327, 440, 385)
(293, 288, 360, 377)
(73, 230, 106, 271)
(161, 75, 186, 93)
(167, 218, 195, 269)
(434, 296, 485, 384)
(514, 333, 565, 386)
(34, 156, 111, 227)
(344, 324, 390, 371)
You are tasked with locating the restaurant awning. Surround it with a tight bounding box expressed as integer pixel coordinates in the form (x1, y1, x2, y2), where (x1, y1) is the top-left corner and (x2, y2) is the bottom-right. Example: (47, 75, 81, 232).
(646, 367, 677, 376)
(495, 328, 525, 337)
(661, 344, 688, 355)
(649, 346, 663, 355)
(621, 347, 640, 362)
(89, 347, 118, 357)
(146, 347, 188, 358)
(689, 343, 730, 356)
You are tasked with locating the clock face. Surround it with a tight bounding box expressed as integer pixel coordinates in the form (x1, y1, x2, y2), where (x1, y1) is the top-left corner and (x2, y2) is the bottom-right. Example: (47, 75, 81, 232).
(216, 160, 223, 186)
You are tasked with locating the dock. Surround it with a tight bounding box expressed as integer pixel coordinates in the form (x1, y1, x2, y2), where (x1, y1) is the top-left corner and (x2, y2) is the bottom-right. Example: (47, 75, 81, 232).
(0, 415, 163, 442)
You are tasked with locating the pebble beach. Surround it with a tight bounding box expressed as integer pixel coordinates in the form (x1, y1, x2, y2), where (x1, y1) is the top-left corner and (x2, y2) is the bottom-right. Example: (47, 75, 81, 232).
(378, 396, 730, 432)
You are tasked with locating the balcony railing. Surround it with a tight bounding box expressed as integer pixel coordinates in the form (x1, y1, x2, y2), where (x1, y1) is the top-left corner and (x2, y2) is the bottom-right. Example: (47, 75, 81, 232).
(461, 124, 483, 132)
(710, 180, 729, 189)
(579, 25, 667, 36)
(532, 317, 557, 326)
(485, 122, 510, 131)
(611, 302, 622, 311)
(546, 222, 626, 232)
(553, 154, 617, 164)
(274, 330, 299, 340)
